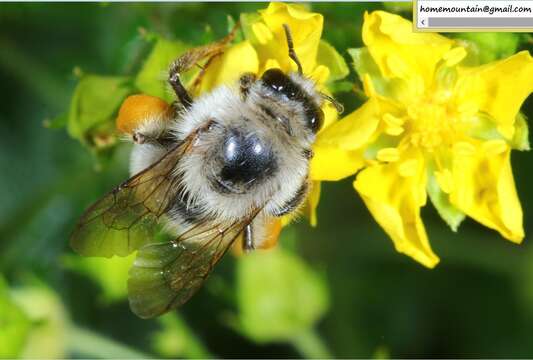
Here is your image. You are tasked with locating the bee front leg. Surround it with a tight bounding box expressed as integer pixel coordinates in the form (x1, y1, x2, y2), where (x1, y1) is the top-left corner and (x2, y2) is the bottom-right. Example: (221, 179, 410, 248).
(243, 224, 255, 253)
(132, 132, 147, 144)
(239, 72, 257, 100)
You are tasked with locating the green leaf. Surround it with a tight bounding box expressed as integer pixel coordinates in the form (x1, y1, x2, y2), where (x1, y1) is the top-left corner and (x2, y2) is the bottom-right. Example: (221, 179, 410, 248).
(43, 112, 68, 130)
(427, 168, 465, 232)
(511, 113, 530, 151)
(348, 47, 392, 97)
(152, 314, 212, 358)
(63, 254, 135, 303)
(0, 278, 31, 358)
(226, 15, 243, 43)
(240, 12, 262, 46)
(467, 112, 529, 151)
(67, 75, 133, 143)
(134, 38, 190, 102)
(348, 48, 377, 82)
(372, 345, 391, 359)
(382, 1, 413, 13)
(328, 80, 354, 94)
(11, 284, 68, 358)
(317, 40, 349, 83)
(236, 247, 329, 343)
(466, 112, 507, 142)
(454, 33, 520, 64)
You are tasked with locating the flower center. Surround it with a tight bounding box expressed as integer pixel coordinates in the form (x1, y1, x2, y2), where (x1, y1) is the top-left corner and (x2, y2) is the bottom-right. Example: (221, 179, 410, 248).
(401, 62, 474, 151)
(405, 95, 454, 150)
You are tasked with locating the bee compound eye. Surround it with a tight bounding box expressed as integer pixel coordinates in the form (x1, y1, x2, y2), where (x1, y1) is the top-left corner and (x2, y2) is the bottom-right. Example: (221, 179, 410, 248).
(306, 106, 324, 134)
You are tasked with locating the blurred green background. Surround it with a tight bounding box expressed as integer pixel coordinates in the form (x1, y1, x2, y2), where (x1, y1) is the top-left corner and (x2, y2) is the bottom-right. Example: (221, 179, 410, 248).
(1, 2, 533, 358)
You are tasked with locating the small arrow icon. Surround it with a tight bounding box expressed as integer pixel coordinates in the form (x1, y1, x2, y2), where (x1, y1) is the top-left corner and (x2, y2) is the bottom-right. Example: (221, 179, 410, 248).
(421, 19, 426, 25)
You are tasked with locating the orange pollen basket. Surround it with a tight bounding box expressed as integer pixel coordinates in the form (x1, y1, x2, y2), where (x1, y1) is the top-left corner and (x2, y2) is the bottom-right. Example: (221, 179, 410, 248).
(116, 94, 172, 134)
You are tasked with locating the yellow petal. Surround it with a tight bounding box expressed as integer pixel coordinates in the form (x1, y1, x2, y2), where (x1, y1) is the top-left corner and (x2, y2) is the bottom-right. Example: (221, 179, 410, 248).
(197, 41, 259, 93)
(455, 51, 533, 139)
(310, 97, 394, 181)
(308, 65, 330, 85)
(362, 11, 453, 88)
(354, 155, 439, 268)
(320, 97, 338, 130)
(310, 145, 364, 181)
(254, 3, 323, 74)
(449, 146, 524, 242)
(307, 181, 321, 227)
(251, 22, 274, 45)
(315, 97, 396, 151)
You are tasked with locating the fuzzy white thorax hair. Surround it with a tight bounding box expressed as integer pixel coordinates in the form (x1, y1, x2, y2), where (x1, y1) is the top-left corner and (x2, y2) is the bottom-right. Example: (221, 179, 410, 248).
(130, 73, 321, 228)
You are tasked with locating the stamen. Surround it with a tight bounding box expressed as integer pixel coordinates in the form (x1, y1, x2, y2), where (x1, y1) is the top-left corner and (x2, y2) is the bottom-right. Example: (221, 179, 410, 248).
(377, 147, 400, 162)
(383, 113, 405, 135)
(383, 113, 405, 127)
(385, 126, 404, 136)
(443, 47, 467, 67)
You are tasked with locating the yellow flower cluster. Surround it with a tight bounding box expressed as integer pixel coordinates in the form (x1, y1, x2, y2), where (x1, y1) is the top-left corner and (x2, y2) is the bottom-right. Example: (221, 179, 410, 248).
(198, 3, 334, 105)
(311, 11, 533, 267)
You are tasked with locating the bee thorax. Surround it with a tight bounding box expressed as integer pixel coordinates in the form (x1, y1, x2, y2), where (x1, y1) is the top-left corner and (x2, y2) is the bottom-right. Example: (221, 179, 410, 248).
(211, 130, 277, 194)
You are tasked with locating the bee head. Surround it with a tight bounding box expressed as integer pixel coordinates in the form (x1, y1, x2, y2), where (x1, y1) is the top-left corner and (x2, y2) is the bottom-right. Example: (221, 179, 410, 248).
(261, 68, 324, 134)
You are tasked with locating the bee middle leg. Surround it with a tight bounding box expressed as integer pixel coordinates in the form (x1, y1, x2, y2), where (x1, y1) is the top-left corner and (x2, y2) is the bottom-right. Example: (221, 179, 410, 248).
(243, 223, 255, 252)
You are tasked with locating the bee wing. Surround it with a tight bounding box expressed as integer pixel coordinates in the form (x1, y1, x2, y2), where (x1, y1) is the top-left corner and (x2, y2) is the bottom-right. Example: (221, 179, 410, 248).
(128, 214, 258, 319)
(70, 139, 193, 258)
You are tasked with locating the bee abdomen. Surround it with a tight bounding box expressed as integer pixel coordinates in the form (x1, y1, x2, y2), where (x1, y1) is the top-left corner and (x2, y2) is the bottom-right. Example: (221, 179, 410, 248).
(169, 191, 205, 224)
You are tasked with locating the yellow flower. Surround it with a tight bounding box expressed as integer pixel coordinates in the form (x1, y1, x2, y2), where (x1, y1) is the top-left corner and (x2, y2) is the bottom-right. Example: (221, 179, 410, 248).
(311, 10, 533, 267)
(200, 3, 331, 95)
(198, 2, 347, 227)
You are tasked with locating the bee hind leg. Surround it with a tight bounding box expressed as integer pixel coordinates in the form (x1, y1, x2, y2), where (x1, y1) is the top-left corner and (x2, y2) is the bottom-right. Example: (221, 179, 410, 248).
(168, 26, 238, 109)
(169, 65, 193, 110)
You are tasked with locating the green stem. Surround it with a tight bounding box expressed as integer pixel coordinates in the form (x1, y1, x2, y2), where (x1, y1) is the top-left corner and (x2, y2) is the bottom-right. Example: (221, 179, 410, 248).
(291, 327, 333, 359)
(67, 325, 151, 358)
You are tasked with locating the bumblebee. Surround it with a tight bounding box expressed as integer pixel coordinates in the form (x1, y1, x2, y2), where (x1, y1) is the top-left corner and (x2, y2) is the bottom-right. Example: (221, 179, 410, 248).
(71, 25, 339, 318)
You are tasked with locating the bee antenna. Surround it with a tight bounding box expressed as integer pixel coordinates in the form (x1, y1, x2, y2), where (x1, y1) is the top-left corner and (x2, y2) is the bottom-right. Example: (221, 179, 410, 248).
(282, 24, 303, 75)
(321, 92, 344, 114)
